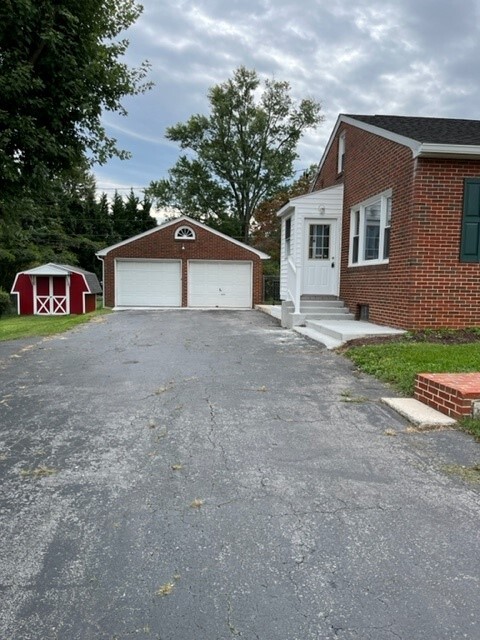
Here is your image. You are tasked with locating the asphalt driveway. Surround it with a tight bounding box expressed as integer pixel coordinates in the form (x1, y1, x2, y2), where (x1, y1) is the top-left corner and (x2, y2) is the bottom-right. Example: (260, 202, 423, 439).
(0, 310, 479, 640)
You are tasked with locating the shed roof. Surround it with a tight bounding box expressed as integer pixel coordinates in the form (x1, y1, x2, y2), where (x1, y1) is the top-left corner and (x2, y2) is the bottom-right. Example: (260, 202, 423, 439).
(18, 263, 102, 294)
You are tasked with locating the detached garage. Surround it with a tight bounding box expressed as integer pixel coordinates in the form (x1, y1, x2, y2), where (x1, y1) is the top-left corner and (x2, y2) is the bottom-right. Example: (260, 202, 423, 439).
(97, 216, 269, 309)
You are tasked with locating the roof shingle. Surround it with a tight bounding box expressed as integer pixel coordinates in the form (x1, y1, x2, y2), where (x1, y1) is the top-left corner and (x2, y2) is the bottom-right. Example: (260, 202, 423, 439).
(346, 114, 480, 145)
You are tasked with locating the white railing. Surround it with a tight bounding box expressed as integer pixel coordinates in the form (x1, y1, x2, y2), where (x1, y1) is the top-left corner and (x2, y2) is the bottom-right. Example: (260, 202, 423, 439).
(286, 257, 301, 314)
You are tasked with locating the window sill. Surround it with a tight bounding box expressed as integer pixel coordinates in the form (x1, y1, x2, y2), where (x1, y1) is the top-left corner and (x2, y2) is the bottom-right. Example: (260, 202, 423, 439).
(348, 259, 389, 268)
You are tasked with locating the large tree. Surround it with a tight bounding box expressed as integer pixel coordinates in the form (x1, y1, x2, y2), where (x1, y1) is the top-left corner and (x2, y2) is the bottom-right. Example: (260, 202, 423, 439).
(0, 0, 151, 200)
(250, 166, 317, 273)
(0, 0, 151, 287)
(147, 67, 323, 242)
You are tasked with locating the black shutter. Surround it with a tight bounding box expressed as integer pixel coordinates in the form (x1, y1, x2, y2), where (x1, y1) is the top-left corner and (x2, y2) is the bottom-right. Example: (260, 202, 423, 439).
(460, 178, 480, 262)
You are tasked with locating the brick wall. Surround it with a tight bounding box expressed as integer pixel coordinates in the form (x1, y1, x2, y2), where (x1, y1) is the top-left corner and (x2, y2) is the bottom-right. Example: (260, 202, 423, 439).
(415, 373, 480, 418)
(314, 123, 480, 329)
(102, 221, 264, 307)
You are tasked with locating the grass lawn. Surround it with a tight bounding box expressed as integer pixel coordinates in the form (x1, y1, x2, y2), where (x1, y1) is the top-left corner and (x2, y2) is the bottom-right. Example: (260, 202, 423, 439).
(344, 332, 480, 439)
(0, 308, 111, 342)
(345, 341, 480, 395)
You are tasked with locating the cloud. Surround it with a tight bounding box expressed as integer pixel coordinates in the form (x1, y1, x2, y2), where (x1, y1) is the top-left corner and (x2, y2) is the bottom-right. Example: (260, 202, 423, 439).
(95, 0, 480, 192)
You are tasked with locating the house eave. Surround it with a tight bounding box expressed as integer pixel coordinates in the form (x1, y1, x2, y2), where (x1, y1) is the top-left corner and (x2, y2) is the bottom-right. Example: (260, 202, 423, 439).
(414, 143, 480, 159)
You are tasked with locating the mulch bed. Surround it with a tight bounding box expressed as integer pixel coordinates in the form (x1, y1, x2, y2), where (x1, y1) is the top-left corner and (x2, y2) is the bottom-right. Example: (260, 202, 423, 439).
(344, 329, 480, 349)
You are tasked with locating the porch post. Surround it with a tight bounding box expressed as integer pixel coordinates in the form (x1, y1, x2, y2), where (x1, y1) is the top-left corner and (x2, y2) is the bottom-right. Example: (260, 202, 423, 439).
(294, 264, 302, 314)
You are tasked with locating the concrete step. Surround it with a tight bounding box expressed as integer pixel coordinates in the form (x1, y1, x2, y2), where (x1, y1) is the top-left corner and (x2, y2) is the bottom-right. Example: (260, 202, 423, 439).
(300, 303, 348, 313)
(300, 300, 346, 308)
(305, 319, 405, 344)
(304, 312, 355, 321)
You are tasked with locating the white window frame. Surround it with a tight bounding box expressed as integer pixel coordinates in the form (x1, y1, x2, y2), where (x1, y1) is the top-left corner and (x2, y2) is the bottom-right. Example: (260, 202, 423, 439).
(174, 225, 196, 240)
(337, 132, 346, 174)
(284, 216, 292, 257)
(348, 190, 392, 267)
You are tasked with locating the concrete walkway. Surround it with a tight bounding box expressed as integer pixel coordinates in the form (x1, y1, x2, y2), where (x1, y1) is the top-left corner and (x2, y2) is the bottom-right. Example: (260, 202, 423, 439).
(256, 305, 405, 348)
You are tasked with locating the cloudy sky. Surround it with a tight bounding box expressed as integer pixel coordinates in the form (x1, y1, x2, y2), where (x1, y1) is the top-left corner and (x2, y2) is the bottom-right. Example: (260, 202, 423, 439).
(94, 0, 480, 197)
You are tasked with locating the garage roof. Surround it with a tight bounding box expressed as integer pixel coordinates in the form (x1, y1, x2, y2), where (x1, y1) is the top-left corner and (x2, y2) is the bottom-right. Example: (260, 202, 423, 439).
(96, 215, 270, 259)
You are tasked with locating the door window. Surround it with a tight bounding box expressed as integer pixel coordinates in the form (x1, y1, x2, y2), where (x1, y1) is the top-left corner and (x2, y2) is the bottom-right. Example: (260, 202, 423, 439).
(308, 224, 330, 259)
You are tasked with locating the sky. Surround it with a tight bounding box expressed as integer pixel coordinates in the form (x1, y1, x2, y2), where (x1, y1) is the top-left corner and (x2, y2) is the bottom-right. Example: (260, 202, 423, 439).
(94, 0, 480, 203)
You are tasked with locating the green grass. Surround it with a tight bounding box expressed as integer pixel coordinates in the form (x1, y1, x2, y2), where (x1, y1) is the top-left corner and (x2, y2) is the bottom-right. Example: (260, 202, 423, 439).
(345, 338, 480, 439)
(0, 308, 110, 342)
(458, 417, 480, 441)
(345, 342, 480, 395)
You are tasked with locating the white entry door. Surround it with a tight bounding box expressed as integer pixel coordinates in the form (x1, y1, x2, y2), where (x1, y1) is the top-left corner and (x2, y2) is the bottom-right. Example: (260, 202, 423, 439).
(303, 220, 338, 295)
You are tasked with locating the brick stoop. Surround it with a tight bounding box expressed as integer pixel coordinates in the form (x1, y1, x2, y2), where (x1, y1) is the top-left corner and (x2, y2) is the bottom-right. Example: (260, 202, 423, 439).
(414, 373, 480, 418)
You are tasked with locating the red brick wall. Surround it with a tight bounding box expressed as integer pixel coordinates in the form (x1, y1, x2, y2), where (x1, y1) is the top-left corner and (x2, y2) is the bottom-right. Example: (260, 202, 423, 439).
(102, 221, 264, 308)
(408, 158, 480, 328)
(415, 373, 480, 418)
(314, 123, 480, 329)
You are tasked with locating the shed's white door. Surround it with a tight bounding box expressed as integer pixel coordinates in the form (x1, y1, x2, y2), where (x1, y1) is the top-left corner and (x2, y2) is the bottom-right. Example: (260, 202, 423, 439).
(188, 261, 252, 308)
(303, 220, 338, 295)
(115, 260, 181, 307)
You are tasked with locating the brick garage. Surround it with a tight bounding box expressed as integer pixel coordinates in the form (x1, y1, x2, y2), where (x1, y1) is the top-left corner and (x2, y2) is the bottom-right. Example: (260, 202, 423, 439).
(97, 216, 268, 309)
(311, 115, 480, 329)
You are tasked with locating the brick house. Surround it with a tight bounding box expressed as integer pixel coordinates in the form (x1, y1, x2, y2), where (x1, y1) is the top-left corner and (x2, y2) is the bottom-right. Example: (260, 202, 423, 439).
(97, 216, 268, 309)
(278, 114, 480, 329)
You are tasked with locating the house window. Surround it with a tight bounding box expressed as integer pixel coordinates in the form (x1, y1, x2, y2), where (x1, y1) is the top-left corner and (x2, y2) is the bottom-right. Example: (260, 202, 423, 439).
(285, 217, 292, 256)
(352, 210, 360, 263)
(337, 132, 346, 174)
(308, 224, 330, 259)
(174, 225, 195, 240)
(383, 197, 392, 259)
(349, 190, 392, 266)
(460, 178, 480, 262)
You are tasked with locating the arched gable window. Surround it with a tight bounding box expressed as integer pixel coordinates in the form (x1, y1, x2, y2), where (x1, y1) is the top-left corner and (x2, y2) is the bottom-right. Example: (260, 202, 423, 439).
(174, 226, 196, 240)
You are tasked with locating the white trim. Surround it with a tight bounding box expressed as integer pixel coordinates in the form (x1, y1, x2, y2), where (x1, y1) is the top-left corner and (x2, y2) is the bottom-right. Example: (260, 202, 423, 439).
(174, 225, 196, 240)
(340, 116, 421, 153)
(311, 114, 480, 190)
(337, 131, 346, 173)
(414, 143, 480, 158)
(348, 189, 392, 267)
(96, 215, 269, 259)
(33, 275, 70, 315)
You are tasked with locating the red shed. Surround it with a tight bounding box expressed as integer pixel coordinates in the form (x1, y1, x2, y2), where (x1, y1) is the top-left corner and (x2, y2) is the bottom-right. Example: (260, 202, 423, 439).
(10, 263, 102, 315)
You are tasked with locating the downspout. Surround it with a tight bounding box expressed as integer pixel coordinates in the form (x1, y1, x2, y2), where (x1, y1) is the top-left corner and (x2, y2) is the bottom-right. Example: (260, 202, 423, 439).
(97, 256, 105, 309)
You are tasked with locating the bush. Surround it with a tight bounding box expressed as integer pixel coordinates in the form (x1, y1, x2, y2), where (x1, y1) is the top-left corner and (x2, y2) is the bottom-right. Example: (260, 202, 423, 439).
(0, 288, 14, 317)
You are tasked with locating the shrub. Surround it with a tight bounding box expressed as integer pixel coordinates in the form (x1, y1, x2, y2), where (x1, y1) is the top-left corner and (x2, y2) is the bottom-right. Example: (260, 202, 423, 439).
(0, 288, 14, 317)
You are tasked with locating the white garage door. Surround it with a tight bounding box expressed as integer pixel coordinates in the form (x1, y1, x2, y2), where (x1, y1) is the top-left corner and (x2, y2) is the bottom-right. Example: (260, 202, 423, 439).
(188, 261, 252, 308)
(116, 260, 181, 307)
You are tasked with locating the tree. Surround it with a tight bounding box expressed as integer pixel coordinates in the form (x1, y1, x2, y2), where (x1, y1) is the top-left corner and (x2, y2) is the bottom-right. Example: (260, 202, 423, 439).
(0, 0, 151, 286)
(110, 189, 157, 240)
(147, 67, 323, 242)
(250, 166, 317, 273)
(0, 0, 151, 202)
